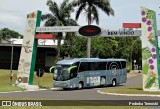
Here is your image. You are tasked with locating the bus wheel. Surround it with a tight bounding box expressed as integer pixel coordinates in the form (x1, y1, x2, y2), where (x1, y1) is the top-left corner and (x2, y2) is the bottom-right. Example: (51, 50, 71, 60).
(112, 79, 116, 87)
(78, 82, 83, 89)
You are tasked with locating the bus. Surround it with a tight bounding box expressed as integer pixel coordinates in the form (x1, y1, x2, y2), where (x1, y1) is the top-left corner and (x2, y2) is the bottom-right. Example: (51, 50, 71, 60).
(50, 58, 127, 90)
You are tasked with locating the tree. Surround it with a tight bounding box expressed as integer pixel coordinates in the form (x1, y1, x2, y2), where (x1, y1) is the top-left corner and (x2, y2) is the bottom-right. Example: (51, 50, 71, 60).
(0, 28, 23, 43)
(114, 37, 142, 69)
(61, 36, 87, 58)
(61, 36, 142, 68)
(91, 37, 118, 58)
(61, 36, 118, 58)
(41, 0, 78, 59)
(71, 0, 114, 58)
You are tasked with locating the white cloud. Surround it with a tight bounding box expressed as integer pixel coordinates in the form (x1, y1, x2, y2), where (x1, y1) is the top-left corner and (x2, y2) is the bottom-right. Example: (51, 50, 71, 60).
(0, 6, 25, 33)
(0, 0, 159, 34)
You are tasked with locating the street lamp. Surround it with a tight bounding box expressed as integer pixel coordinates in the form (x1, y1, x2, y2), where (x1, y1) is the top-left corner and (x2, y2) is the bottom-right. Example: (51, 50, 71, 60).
(130, 37, 140, 70)
(10, 40, 15, 85)
(134, 60, 136, 70)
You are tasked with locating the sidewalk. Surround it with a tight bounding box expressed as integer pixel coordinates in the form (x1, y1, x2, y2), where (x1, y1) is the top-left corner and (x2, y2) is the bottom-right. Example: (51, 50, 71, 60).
(127, 70, 142, 78)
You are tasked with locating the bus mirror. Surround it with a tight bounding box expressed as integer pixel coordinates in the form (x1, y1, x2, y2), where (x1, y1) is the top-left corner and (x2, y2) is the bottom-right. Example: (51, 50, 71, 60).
(49, 66, 55, 73)
(68, 66, 77, 73)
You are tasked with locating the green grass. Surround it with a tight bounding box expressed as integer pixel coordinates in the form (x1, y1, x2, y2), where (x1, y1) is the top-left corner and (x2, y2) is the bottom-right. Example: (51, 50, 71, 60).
(0, 85, 25, 92)
(101, 87, 160, 95)
(33, 72, 53, 89)
(0, 69, 53, 92)
(0, 69, 24, 92)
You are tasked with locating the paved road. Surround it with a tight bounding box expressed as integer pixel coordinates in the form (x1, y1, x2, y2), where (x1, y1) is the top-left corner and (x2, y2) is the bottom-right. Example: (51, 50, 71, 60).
(0, 74, 159, 100)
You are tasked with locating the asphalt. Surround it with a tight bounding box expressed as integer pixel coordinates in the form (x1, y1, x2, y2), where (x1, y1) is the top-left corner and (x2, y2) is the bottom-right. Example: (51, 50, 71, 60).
(0, 74, 160, 100)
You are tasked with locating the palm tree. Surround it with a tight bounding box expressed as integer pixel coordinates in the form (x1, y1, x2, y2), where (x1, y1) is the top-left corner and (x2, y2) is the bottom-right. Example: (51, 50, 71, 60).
(41, 0, 78, 59)
(71, 0, 114, 58)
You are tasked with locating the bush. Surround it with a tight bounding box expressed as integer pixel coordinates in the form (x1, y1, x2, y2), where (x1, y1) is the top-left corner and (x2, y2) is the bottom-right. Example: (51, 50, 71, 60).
(127, 68, 131, 73)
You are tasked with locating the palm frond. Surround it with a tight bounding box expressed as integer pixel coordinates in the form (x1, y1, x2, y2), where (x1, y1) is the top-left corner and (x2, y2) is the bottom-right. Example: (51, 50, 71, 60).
(47, 0, 60, 19)
(92, 5, 99, 25)
(93, 0, 114, 16)
(71, 0, 83, 7)
(76, 3, 87, 20)
(41, 13, 54, 21)
(60, 0, 69, 10)
(87, 6, 92, 25)
(65, 19, 79, 26)
(44, 18, 57, 26)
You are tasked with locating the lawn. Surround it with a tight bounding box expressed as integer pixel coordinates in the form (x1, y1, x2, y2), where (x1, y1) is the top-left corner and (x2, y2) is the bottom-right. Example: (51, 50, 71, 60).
(0, 69, 24, 92)
(0, 69, 53, 92)
(101, 87, 160, 95)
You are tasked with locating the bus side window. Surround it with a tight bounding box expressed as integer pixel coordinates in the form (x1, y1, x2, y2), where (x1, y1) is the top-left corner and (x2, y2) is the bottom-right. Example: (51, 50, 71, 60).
(121, 61, 126, 68)
(99, 62, 106, 70)
(90, 62, 98, 70)
(90, 62, 106, 71)
(106, 61, 126, 70)
(106, 62, 114, 70)
(70, 67, 78, 78)
(79, 62, 90, 72)
(72, 62, 80, 73)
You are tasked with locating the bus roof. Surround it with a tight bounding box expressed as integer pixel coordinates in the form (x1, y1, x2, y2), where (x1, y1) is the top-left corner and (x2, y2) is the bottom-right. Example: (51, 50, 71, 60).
(56, 58, 126, 65)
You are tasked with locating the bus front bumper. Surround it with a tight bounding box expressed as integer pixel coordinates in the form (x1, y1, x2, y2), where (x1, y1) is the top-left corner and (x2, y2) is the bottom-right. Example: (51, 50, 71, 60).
(53, 80, 72, 88)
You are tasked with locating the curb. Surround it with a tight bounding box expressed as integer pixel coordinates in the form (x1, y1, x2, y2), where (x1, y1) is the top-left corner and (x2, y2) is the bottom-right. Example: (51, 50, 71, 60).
(97, 73, 160, 97)
(127, 73, 142, 78)
(97, 90, 160, 97)
(0, 89, 47, 94)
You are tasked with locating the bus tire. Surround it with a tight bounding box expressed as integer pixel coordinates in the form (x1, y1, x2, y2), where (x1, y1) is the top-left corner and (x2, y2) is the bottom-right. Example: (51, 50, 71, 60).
(78, 82, 83, 89)
(112, 79, 116, 87)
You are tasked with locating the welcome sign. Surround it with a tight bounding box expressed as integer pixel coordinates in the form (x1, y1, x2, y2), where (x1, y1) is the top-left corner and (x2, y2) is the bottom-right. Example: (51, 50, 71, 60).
(141, 7, 160, 91)
(17, 11, 41, 85)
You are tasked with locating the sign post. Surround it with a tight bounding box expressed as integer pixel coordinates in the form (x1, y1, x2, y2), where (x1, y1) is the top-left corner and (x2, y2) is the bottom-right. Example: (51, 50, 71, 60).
(141, 7, 160, 91)
(36, 69, 44, 86)
(17, 11, 41, 85)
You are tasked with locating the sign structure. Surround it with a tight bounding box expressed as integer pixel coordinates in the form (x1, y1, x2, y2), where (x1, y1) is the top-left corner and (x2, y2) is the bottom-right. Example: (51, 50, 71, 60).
(78, 25, 101, 37)
(36, 69, 44, 77)
(17, 7, 160, 91)
(35, 34, 54, 39)
(101, 30, 141, 37)
(36, 26, 80, 32)
(123, 23, 141, 28)
(141, 7, 160, 91)
(17, 11, 41, 85)
(37, 26, 142, 37)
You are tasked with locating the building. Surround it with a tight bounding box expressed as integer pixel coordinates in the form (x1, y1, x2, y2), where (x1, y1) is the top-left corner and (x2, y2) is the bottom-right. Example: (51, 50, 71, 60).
(0, 38, 64, 72)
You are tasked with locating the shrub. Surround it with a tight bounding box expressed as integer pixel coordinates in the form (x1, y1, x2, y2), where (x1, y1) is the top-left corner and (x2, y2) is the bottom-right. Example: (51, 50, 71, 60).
(127, 68, 131, 73)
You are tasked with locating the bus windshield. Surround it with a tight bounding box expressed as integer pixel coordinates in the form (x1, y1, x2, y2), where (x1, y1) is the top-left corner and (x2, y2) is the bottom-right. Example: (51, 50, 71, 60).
(53, 65, 71, 81)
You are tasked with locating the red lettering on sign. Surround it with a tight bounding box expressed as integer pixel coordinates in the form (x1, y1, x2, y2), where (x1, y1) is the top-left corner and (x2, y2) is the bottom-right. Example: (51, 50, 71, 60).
(85, 29, 95, 33)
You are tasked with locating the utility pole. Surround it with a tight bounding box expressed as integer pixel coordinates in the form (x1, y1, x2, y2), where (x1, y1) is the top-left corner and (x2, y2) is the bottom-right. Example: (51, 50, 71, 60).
(10, 40, 15, 85)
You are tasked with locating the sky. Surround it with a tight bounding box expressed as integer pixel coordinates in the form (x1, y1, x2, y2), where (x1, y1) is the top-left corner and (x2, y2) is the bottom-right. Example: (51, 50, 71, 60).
(0, 0, 160, 35)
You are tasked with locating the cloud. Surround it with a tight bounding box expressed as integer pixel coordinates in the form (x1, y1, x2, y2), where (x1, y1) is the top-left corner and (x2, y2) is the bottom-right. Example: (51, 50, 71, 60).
(0, 0, 159, 34)
(0, 6, 26, 34)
